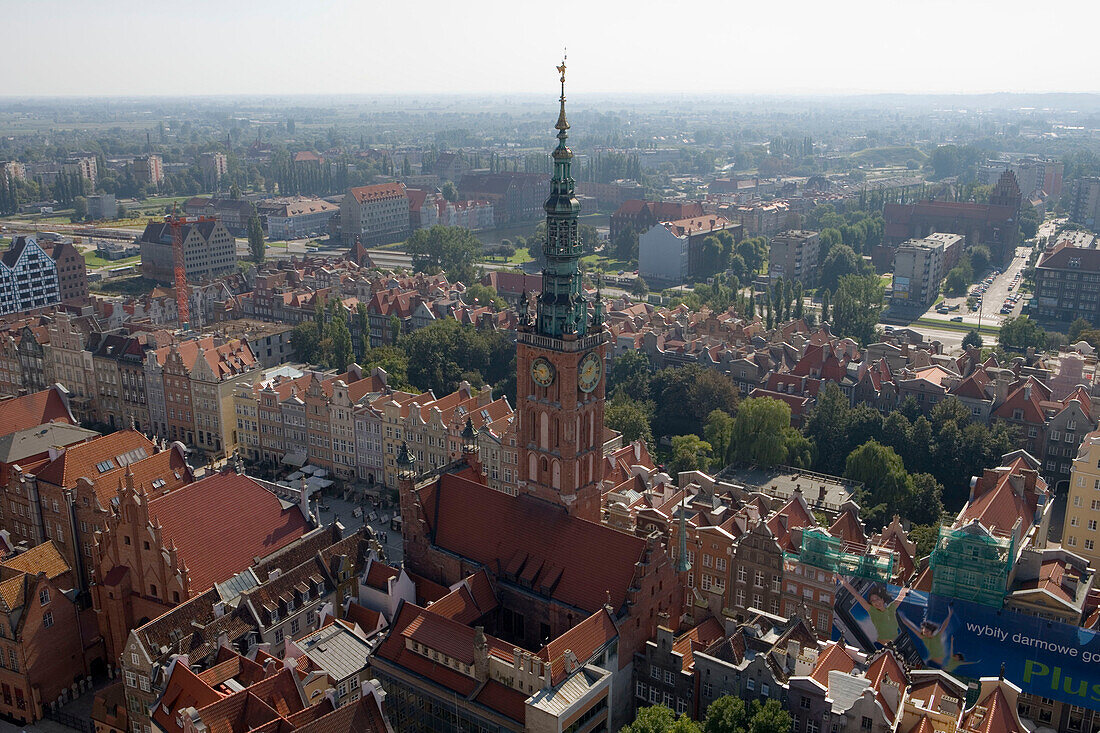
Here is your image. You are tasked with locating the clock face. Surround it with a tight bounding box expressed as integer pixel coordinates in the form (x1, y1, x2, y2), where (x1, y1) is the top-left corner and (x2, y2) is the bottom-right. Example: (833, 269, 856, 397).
(578, 352, 602, 393)
(531, 357, 556, 387)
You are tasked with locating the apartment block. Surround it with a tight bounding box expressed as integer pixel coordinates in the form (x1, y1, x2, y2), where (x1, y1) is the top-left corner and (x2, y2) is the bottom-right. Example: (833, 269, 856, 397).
(891, 236, 948, 307)
(768, 229, 820, 287)
(132, 154, 163, 187)
(1033, 236, 1100, 325)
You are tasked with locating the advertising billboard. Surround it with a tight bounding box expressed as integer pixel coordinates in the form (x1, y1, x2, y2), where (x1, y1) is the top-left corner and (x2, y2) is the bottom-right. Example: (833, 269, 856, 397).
(834, 576, 1100, 709)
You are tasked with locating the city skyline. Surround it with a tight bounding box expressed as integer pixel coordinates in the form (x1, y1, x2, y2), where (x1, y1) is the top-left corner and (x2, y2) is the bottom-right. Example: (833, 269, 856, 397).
(6, 0, 1100, 97)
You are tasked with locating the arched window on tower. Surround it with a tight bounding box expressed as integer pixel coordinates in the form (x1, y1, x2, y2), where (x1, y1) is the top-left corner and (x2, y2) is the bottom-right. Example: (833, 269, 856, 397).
(540, 412, 549, 450)
(552, 460, 561, 489)
(529, 453, 537, 481)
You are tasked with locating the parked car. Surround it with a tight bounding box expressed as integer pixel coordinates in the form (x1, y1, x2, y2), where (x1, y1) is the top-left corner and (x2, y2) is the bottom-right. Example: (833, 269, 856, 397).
(950, 316, 964, 322)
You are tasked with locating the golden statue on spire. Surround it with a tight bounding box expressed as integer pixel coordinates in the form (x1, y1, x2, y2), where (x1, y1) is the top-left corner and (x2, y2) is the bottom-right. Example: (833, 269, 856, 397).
(554, 52, 570, 132)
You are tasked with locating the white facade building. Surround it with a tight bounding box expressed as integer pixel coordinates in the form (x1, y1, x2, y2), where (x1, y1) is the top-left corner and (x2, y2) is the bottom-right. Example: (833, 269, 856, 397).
(0, 237, 61, 315)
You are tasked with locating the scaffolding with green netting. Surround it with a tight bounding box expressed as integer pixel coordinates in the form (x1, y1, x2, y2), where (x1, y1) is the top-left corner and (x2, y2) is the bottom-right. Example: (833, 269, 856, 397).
(786, 528, 894, 582)
(929, 523, 1016, 607)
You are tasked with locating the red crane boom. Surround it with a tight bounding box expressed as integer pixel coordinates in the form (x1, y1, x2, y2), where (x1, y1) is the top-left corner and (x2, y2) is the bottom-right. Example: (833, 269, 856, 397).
(164, 213, 215, 330)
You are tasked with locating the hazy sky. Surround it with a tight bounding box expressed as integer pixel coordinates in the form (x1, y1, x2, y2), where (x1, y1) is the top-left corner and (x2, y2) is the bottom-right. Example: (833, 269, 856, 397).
(5, 0, 1099, 97)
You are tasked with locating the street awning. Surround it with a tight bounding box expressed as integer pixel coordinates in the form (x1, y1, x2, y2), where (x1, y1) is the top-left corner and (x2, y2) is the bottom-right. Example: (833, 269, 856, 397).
(281, 451, 307, 467)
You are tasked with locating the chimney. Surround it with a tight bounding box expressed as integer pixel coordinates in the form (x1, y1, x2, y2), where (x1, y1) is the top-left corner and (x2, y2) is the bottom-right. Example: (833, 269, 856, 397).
(48, 445, 65, 461)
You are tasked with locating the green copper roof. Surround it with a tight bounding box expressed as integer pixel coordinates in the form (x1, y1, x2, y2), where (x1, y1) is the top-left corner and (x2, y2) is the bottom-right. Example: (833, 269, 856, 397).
(536, 59, 588, 339)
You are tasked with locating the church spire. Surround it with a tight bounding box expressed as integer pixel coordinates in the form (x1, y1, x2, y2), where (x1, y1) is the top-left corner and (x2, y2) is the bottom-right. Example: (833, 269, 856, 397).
(555, 56, 569, 134)
(536, 56, 586, 339)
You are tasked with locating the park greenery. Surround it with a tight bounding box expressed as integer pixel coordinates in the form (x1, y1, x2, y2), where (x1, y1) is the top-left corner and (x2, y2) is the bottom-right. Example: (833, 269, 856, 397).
(290, 298, 516, 401)
(405, 225, 484, 285)
(605, 349, 1016, 532)
(623, 697, 791, 733)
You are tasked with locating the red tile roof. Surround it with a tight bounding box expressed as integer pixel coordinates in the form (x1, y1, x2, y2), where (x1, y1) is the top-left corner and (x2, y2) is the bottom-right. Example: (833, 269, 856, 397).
(374, 603, 479, 697)
(153, 664, 224, 733)
(363, 560, 399, 592)
(958, 456, 1045, 537)
(474, 680, 527, 724)
(0, 386, 74, 438)
(416, 473, 648, 612)
(88, 446, 192, 505)
(148, 472, 311, 592)
(866, 651, 906, 720)
(427, 570, 497, 625)
(35, 430, 155, 487)
(810, 642, 857, 687)
(538, 608, 618, 684)
(670, 616, 724, 674)
(349, 183, 406, 204)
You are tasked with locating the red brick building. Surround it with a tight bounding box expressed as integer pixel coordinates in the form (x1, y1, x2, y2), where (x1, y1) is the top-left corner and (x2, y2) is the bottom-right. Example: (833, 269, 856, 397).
(610, 200, 705, 242)
(92, 469, 312, 661)
(0, 542, 97, 723)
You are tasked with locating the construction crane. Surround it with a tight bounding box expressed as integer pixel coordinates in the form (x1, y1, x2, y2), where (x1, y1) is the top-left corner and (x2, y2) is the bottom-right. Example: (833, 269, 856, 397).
(164, 211, 215, 331)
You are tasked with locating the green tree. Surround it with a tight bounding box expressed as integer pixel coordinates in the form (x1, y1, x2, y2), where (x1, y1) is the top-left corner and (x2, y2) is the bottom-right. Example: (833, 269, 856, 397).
(821, 244, 861, 291)
(704, 409, 735, 467)
(1068, 317, 1093, 343)
(441, 181, 458, 202)
(702, 697, 792, 733)
(969, 245, 991, 275)
(291, 321, 321, 364)
(651, 365, 738, 438)
(729, 397, 793, 467)
(943, 257, 973, 296)
(229, 183, 241, 199)
(614, 226, 639, 261)
(362, 345, 409, 389)
(669, 435, 713, 476)
(464, 282, 505, 309)
(406, 226, 483, 284)
(632, 276, 650, 298)
(623, 705, 701, 733)
(999, 316, 1047, 351)
(846, 440, 913, 528)
(962, 330, 983, 350)
(745, 700, 792, 733)
(803, 383, 852, 474)
(820, 288, 830, 322)
(703, 696, 748, 733)
(606, 394, 655, 447)
(832, 274, 884, 345)
(71, 196, 87, 222)
(610, 350, 653, 403)
(247, 210, 265, 263)
(325, 305, 353, 370)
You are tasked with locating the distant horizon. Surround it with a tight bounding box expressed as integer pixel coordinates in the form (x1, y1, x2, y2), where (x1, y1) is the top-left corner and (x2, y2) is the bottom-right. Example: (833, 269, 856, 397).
(6, 0, 1100, 98)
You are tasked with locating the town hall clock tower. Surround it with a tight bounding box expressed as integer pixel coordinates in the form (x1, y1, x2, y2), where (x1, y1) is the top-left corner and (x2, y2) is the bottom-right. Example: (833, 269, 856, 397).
(515, 59, 608, 523)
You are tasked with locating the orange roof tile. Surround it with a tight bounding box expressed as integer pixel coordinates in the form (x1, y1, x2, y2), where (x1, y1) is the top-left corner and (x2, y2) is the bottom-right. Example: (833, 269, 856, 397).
(0, 386, 74, 438)
(148, 473, 311, 592)
(1, 541, 69, 580)
(35, 430, 155, 488)
(538, 608, 618, 684)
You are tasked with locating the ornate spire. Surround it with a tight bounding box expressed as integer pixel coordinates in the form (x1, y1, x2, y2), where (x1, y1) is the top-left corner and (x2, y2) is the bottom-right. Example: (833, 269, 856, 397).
(555, 55, 569, 133)
(536, 56, 586, 339)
